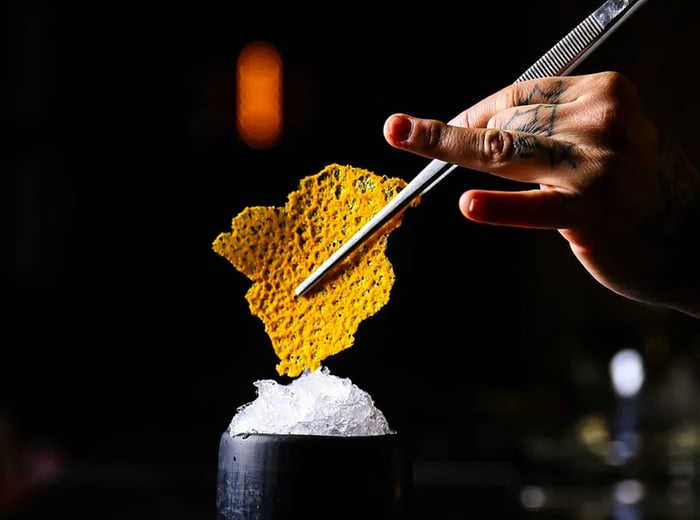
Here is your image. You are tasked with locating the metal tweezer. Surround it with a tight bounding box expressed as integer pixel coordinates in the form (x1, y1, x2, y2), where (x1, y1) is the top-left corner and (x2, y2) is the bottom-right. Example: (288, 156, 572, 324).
(295, 0, 648, 297)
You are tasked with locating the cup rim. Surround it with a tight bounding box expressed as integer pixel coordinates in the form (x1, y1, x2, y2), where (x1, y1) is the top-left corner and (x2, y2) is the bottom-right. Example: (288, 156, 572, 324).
(225, 430, 400, 440)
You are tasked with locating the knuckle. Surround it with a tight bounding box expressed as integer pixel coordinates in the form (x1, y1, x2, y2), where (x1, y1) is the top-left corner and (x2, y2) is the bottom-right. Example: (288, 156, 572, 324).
(479, 128, 513, 165)
(596, 70, 631, 95)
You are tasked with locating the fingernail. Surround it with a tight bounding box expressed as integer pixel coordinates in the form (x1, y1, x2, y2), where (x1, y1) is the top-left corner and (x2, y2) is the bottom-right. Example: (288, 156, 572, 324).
(467, 196, 484, 219)
(386, 115, 413, 144)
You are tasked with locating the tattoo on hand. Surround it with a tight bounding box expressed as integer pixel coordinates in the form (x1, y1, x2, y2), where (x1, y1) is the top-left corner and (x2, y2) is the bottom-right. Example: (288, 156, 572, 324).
(518, 82, 566, 105)
(503, 105, 556, 136)
(500, 82, 578, 168)
(503, 103, 576, 168)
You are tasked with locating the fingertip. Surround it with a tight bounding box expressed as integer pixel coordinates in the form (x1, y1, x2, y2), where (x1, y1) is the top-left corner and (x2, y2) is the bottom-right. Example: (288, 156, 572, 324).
(383, 114, 413, 146)
(460, 190, 496, 223)
(458, 191, 477, 219)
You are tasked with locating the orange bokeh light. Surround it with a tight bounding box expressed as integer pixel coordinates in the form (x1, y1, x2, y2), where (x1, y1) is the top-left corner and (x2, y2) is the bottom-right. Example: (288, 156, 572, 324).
(236, 41, 283, 149)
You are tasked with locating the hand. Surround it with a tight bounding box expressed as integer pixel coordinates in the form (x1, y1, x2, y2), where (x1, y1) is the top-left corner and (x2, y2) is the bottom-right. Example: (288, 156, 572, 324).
(383, 71, 700, 318)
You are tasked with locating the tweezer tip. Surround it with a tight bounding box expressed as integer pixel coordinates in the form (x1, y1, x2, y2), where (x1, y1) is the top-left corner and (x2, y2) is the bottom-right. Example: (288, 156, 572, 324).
(294, 279, 312, 297)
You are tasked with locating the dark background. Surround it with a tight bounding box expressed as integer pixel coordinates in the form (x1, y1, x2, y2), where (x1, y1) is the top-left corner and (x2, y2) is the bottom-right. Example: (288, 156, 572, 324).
(3, 0, 700, 518)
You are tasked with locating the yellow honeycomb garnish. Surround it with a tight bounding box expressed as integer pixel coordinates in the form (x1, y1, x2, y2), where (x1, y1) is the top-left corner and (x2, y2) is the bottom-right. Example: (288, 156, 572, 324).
(212, 163, 419, 377)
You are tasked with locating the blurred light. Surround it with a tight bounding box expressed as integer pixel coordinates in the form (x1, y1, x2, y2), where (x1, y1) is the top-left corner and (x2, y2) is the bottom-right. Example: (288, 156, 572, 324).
(668, 424, 700, 457)
(236, 41, 282, 149)
(613, 479, 645, 505)
(606, 437, 639, 466)
(610, 349, 644, 398)
(577, 414, 610, 455)
(520, 486, 545, 510)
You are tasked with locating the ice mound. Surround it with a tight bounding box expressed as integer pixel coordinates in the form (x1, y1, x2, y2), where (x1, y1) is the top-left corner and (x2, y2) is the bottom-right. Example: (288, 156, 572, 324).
(228, 367, 395, 436)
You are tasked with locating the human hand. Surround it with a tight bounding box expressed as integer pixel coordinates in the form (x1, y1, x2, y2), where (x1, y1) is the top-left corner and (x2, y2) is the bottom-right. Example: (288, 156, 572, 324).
(384, 71, 700, 318)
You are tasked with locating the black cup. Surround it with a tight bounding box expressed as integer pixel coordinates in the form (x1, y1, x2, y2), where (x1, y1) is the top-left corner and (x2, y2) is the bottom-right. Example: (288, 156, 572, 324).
(216, 432, 413, 520)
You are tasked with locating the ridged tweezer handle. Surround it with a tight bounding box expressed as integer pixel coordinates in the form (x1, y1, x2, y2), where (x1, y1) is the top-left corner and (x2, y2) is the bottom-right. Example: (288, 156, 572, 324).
(516, 16, 604, 82)
(517, 0, 648, 83)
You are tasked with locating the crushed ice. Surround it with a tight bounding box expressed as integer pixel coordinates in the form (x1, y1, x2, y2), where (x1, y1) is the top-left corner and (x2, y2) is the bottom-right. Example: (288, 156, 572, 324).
(228, 366, 395, 436)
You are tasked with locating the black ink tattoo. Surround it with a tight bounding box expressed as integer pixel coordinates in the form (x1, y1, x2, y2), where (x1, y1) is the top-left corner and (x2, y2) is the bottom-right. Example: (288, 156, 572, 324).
(503, 106, 556, 136)
(548, 141, 577, 169)
(511, 134, 576, 168)
(499, 81, 578, 168)
(504, 104, 577, 168)
(512, 135, 537, 158)
(518, 82, 566, 106)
